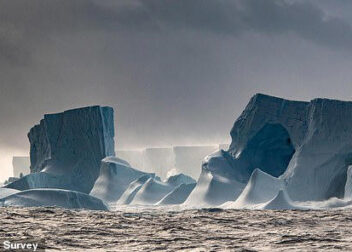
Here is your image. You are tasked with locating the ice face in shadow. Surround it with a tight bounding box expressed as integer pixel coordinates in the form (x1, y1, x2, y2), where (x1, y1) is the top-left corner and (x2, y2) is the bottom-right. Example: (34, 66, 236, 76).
(0, 189, 108, 210)
(186, 94, 352, 207)
(345, 166, 352, 199)
(226, 94, 352, 202)
(90, 157, 154, 203)
(282, 99, 352, 201)
(239, 124, 295, 177)
(6, 106, 115, 194)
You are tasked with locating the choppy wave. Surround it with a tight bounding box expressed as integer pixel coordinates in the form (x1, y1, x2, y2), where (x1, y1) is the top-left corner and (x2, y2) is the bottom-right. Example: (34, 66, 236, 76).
(0, 207, 351, 251)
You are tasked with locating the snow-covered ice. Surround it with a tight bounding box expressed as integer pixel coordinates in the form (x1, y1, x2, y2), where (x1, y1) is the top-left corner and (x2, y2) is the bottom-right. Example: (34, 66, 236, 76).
(90, 157, 154, 203)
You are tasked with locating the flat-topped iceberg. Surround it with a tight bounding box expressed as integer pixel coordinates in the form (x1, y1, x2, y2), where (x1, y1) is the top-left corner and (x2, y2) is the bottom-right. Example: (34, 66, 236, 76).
(186, 94, 352, 208)
(6, 106, 115, 194)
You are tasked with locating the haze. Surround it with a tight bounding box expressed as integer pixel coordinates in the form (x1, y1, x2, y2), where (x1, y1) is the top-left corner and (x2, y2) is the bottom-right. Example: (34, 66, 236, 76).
(1, 0, 352, 181)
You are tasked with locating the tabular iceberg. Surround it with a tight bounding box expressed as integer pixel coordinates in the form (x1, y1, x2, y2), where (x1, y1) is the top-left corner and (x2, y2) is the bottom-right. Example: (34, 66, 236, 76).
(187, 93, 352, 208)
(6, 106, 115, 194)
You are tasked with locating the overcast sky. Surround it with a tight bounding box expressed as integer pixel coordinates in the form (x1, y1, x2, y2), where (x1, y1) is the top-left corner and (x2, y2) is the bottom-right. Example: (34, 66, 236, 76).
(1, 0, 352, 181)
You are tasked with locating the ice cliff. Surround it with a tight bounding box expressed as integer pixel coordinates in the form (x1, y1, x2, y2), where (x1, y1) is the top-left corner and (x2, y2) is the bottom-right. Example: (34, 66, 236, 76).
(6, 106, 115, 193)
(187, 94, 352, 207)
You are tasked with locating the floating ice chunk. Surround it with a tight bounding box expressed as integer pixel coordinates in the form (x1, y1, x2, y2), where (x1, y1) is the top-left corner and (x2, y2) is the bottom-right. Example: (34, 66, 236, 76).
(0, 189, 108, 210)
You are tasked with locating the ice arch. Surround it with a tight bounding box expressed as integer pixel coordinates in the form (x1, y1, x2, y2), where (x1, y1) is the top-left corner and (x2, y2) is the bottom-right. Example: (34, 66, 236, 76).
(240, 123, 295, 177)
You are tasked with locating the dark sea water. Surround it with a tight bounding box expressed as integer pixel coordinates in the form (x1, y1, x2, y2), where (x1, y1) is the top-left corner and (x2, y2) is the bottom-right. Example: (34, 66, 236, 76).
(0, 207, 351, 251)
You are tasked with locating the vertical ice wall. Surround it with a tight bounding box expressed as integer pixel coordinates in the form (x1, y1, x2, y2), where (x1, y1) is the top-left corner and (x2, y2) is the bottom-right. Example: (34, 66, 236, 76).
(187, 93, 352, 206)
(25, 106, 115, 193)
(228, 94, 352, 201)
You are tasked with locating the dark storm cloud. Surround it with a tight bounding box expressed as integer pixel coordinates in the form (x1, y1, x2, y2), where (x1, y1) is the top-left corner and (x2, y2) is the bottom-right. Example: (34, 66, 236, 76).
(1, 0, 352, 66)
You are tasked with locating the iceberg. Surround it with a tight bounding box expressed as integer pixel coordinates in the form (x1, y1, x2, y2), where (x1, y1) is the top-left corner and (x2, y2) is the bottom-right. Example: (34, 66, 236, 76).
(0, 188, 20, 200)
(6, 106, 115, 193)
(157, 183, 196, 205)
(116, 175, 154, 205)
(262, 190, 298, 210)
(229, 94, 352, 201)
(90, 157, 154, 203)
(129, 177, 175, 205)
(165, 173, 195, 187)
(187, 94, 352, 208)
(225, 169, 285, 209)
(184, 150, 246, 207)
(116, 145, 224, 180)
(345, 166, 352, 199)
(0, 189, 108, 210)
(117, 173, 194, 205)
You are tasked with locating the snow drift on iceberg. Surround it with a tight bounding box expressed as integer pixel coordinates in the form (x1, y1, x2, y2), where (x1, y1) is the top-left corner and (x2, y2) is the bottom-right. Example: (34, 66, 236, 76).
(90, 157, 155, 203)
(184, 150, 246, 207)
(224, 168, 285, 209)
(157, 183, 196, 205)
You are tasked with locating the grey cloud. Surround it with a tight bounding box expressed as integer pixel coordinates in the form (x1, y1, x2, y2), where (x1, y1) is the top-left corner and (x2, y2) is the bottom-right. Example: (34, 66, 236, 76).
(1, 0, 352, 57)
